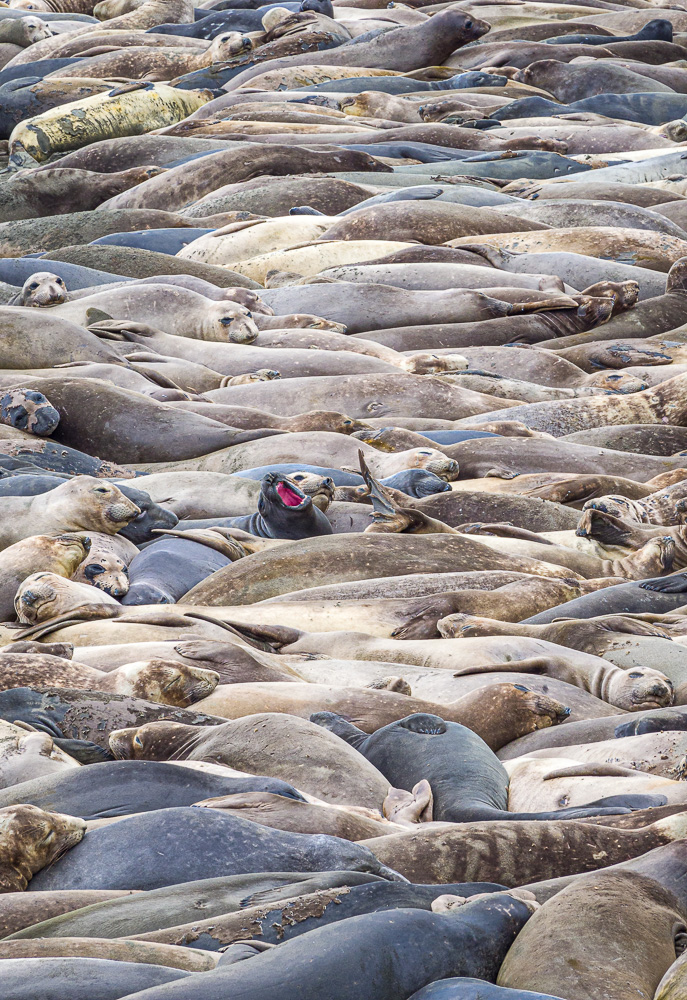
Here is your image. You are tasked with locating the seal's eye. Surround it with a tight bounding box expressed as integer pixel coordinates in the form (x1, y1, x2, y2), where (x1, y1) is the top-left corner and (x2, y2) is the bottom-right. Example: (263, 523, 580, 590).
(628, 672, 643, 678)
(28, 282, 39, 290)
(133, 735, 143, 747)
(93, 487, 109, 495)
(465, 18, 473, 27)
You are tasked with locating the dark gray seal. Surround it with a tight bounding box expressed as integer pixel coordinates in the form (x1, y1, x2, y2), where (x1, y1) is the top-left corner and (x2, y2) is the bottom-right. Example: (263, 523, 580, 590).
(522, 581, 687, 624)
(28, 807, 405, 890)
(75, 893, 534, 1000)
(409, 983, 565, 1000)
(0, 957, 189, 1000)
(545, 17, 671, 45)
(90, 229, 213, 255)
(220, 473, 333, 539)
(0, 258, 131, 289)
(312, 713, 646, 821)
(102, 881, 512, 953)
(0, 761, 305, 819)
(121, 537, 232, 606)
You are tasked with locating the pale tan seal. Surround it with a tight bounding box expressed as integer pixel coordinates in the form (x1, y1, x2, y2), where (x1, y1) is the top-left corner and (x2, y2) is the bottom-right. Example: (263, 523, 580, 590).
(0, 478, 140, 550)
(0, 804, 85, 892)
(109, 713, 391, 809)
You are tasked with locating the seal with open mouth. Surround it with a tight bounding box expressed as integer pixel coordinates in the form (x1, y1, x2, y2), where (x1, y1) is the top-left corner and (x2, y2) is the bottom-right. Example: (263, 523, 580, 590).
(223, 473, 334, 540)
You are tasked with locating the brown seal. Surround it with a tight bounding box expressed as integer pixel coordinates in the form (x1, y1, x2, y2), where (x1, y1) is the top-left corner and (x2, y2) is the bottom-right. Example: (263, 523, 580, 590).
(0, 890, 133, 938)
(360, 813, 687, 885)
(498, 870, 687, 999)
(192, 680, 569, 744)
(15, 572, 120, 623)
(181, 534, 585, 605)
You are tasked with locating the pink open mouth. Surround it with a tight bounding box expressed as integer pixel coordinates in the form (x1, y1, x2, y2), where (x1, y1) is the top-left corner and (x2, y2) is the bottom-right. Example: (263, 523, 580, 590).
(276, 481, 306, 507)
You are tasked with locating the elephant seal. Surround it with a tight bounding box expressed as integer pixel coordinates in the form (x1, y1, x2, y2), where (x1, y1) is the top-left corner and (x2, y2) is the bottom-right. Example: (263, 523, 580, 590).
(657, 951, 687, 998)
(313, 713, 640, 821)
(0, 687, 225, 749)
(220, 473, 333, 539)
(220, 624, 673, 714)
(0, 889, 134, 939)
(0, 803, 86, 891)
(0, 388, 58, 438)
(191, 678, 570, 743)
(361, 814, 687, 885)
(0, 651, 219, 708)
(410, 983, 563, 999)
(126, 879, 513, 949)
(181, 534, 582, 606)
(9, 83, 211, 163)
(109, 713, 391, 809)
(0, 474, 178, 545)
(513, 731, 687, 779)
(498, 870, 687, 999)
(0, 533, 88, 621)
(71, 893, 534, 1000)
(8, 272, 67, 307)
(193, 792, 393, 841)
(8, 871, 389, 942)
(15, 573, 119, 624)
(28, 807, 405, 890)
(0, 957, 189, 999)
(497, 707, 687, 761)
(71, 532, 135, 599)
(0, 760, 305, 819)
(121, 537, 233, 606)
(0, 477, 140, 549)
(0, 937, 216, 971)
(521, 582, 687, 624)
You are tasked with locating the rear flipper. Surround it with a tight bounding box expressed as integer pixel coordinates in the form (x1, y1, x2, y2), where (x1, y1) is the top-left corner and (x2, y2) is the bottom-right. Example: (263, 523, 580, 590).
(639, 572, 687, 593)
